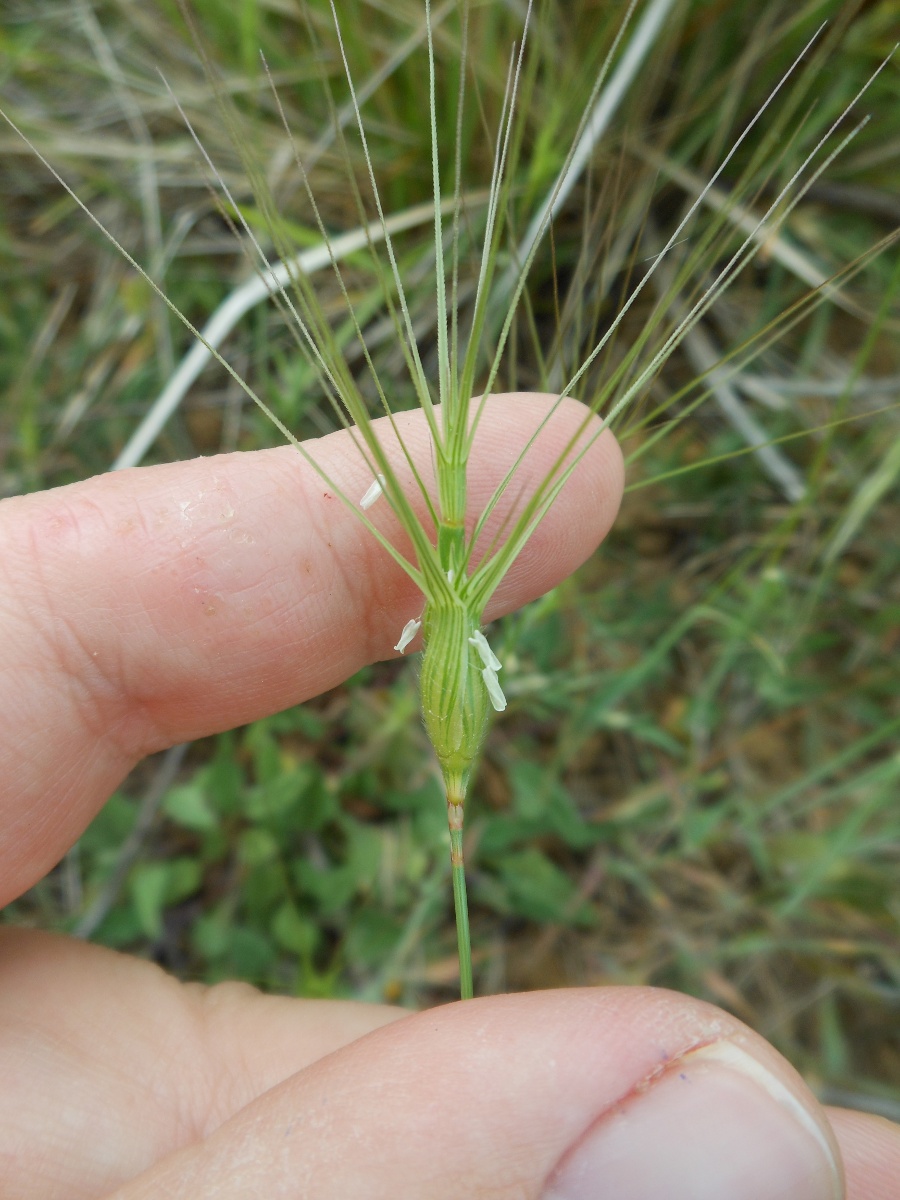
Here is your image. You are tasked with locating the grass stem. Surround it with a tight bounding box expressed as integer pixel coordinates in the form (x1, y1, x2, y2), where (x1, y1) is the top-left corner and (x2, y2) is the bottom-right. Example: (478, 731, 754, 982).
(449, 807, 473, 1001)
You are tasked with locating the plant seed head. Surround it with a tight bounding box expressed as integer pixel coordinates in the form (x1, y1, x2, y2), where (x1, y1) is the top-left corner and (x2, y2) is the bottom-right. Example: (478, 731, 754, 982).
(419, 601, 493, 803)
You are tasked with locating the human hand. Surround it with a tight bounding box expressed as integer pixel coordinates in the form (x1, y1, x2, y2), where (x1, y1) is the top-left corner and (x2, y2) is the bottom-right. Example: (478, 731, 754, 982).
(1, 394, 897, 1199)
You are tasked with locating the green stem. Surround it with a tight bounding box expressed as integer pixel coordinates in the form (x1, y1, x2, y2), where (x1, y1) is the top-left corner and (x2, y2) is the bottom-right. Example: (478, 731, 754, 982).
(448, 806, 473, 1000)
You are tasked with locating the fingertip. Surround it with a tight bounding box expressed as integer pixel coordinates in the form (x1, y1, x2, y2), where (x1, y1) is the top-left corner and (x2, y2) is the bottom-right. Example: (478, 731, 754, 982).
(826, 1106, 900, 1200)
(106, 987, 841, 1200)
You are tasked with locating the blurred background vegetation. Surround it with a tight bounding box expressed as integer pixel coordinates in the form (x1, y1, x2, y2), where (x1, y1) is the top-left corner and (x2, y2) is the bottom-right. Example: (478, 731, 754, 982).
(1, 0, 898, 1119)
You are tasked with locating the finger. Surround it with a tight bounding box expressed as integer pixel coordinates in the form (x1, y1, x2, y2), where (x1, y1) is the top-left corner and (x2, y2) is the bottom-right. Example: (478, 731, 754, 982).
(0, 931, 852, 1200)
(0, 928, 404, 1199)
(0, 393, 623, 904)
(826, 1106, 900, 1200)
(103, 987, 842, 1200)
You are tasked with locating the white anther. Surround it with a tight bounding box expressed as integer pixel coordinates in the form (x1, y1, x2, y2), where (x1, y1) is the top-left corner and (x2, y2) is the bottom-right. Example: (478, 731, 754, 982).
(359, 473, 385, 510)
(394, 618, 421, 653)
(468, 630, 502, 672)
(482, 666, 507, 712)
(446, 568, 455, 584)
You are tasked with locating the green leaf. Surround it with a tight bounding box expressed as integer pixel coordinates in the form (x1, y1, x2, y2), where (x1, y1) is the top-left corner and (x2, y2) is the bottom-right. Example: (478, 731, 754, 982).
(78, 792, 137, 854)
(302, 869, 353, 915)
(237, 828, 280, 868)
(343, 909, 404, 969)
(272, 901, 320, 957)
(243, 860, 289, 916)
(291, 826, 382, 917)
(245, 764, 334, 831)
(492, 848, 596, 927)
(129, 858, 202, 939)
(192, 905, 233, 961)
(208, 732, 244, 816)
(245, 721, 282, 785)
(225, 926, 277, 980)
(163, 782, 218, 832)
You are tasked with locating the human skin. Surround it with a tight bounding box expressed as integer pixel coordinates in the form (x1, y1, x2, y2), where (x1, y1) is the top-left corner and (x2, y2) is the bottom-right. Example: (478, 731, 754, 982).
(0, 394, 897, 1199)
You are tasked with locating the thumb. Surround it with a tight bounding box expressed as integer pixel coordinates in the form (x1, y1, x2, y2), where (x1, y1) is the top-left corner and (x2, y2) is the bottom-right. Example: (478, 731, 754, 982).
(107, 988, 843, 1200)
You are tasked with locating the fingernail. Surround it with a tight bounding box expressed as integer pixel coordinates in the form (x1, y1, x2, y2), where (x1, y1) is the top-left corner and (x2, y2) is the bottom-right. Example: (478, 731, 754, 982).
(544, 1039, 842, 1200)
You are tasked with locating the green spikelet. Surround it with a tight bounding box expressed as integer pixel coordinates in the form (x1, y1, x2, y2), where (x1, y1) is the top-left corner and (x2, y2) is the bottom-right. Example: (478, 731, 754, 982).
(419, 590, 504, 999)
(419, 599, 492, 807)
